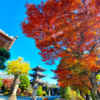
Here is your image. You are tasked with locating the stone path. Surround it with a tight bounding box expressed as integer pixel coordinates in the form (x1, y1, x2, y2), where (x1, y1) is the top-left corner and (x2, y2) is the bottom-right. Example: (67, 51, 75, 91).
(0, 96, 60, 100)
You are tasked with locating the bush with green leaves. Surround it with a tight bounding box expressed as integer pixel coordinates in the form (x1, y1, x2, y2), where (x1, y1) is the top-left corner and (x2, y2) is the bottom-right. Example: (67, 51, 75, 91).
(37, 85, 43, 96)
(0, 48, 10, 69)
(0, 79, 3, 88)
(19, 75, 30, 92)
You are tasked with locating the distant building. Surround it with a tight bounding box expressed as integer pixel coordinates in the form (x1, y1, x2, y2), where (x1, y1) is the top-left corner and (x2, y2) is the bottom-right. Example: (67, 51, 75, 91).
(42, 82, 60, 96)
(0, 29, 17, 50)
(0, 72, 14, 79)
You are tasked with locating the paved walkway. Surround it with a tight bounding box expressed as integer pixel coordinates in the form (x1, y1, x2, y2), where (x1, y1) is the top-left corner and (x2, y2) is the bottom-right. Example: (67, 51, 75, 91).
(0, 96, 60, 100)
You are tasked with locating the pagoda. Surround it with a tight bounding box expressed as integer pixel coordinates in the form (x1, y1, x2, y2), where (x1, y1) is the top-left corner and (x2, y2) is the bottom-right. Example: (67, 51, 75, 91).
(0, 29, 17, 50)
(30, 65, 46, 100)
(30, 66, 45, 85)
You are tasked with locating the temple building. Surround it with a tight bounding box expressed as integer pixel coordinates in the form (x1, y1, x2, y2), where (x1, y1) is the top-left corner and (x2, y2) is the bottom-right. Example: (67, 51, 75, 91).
(30, 65, 46, 86)
(0, 29, 17, 50)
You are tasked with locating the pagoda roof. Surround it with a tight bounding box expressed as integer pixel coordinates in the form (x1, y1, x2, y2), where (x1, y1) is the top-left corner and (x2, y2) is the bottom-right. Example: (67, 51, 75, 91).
(52, 76, 58, 79)
(30, 79, 44, 84)
(32, 66, 45, 72)
(30, 73, 46, 78)
(35, 80, 43, 83)
(32, 79, 43, 83)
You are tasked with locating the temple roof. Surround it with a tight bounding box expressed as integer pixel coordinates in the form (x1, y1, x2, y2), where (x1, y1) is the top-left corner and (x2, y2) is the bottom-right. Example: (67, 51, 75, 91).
(35, 79, 43, 83)
(32, 65, 45, 72)
(0, 29, 17, 50)
(30, 73, 46, 78)
(0, 29, 15, 40)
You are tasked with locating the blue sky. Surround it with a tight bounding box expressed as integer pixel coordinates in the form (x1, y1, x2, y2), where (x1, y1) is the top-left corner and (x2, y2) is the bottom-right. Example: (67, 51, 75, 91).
(0, 0, 60, 84)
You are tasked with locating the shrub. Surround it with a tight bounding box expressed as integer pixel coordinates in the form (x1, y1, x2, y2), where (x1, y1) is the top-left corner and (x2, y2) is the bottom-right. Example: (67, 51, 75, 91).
(4, 91, 9, 95)
(42, 91, 47, 96)
(43, 98, 48, 100)
(20, 93, 24, 96)
(19, 75, 30, 92)
(0, 79, 3, 88)
(37, 85, 43, 96)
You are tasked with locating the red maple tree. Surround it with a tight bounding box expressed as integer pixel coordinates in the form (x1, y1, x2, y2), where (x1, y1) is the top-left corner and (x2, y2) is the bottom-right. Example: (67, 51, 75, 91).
(3, 79, 13, 89)
(22, 0, 100, 98)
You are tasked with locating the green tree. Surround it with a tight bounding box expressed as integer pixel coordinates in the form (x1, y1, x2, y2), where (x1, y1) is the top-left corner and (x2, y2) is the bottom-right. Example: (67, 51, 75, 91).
(60, 87, 84, 100)
(59, 87, 65, 98)
(0, 79, 3, 88)
(37, 85, 43, 96)
(19, 75, 30, 92)
(60, 86, 71, 99)
(0, 48, 10, 69)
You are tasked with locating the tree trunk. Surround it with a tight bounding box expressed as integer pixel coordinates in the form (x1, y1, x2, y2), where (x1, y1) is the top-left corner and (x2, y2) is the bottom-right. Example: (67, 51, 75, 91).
(8, 75, 19, 100)
(86, 94, 90, 100)
(89, 72, 100, 100)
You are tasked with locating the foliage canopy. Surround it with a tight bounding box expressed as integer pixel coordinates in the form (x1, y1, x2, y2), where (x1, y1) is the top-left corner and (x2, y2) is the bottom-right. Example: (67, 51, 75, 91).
(7, 57, 30, 76)
(22, 0, 100, 97)
(19, 75, 30, 92)
(0, 48, 10, 69)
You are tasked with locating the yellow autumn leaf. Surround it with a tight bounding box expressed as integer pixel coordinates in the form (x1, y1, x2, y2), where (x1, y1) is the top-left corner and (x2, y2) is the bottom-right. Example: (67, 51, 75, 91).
(7, 57, 30, 75)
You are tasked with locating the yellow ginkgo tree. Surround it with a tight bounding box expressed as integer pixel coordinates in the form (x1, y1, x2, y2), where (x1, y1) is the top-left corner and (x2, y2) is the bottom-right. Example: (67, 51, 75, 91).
(7, 57, 30, 100)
